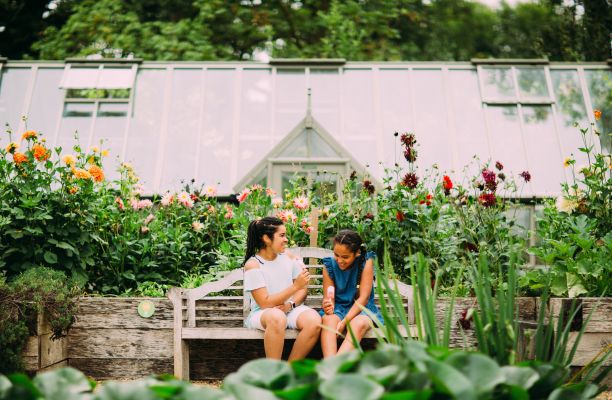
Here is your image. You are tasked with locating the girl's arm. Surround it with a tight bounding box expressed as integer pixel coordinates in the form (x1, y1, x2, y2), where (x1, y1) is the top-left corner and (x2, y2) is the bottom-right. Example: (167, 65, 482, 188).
(246, 261, 310, 308)
(341, 258, 375, 323)
(322, 268, 335, 315)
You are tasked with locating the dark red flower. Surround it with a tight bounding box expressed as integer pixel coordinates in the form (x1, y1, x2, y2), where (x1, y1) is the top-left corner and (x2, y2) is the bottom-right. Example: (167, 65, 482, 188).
(403, 147, 417, 163)
(443, 175, 453, 193)
(349, 170, 357, 181)
(364, 212, 374, 220)
(482, 169, 497, 191)
(401, 172, 419, 189)
(457, 307, 473, 330)
(396, 210, 405, 222)
(498, 172, 506, 181)
(519, 171, 531, 182)
(400, 133, 416, 148)
(190, 193, 199, 202)
(495, 161, 504, 171)
(362, 180, 375, 195)
(478, 193, 497, 208)
(463, 242, 478, 253)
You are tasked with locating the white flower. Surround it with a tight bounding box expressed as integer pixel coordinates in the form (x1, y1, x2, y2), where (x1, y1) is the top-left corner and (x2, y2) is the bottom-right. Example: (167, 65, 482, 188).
(192, 221, 204, 232)
(556, 195, 579, 214)
(272, 197, 283, 208)
(177, 192, 194, 208)
(143, 213, 155, 225)
(132, 183, 145, 196)
(203, 185, 217, 197)
(161, 192, 174, 206)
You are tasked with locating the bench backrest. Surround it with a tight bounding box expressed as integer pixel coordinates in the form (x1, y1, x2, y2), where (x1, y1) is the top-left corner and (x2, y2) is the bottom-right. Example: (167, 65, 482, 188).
(174, 247, 414, 329)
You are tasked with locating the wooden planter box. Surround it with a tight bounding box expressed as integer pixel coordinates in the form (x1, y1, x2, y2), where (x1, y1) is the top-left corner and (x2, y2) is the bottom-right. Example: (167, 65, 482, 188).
(22, 313, 68, 373)
(22, 296, 611, 382)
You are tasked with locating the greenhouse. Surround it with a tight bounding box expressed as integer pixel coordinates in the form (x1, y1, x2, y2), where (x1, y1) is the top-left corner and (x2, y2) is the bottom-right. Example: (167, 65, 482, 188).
(1, 58, 610, 197)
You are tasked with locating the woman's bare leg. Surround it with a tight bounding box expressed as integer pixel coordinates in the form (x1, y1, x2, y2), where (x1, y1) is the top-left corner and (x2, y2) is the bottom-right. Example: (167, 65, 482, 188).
(337, 315, 372, 355)
(321, 314, 341, 358)
(288, 309, 321, 361)
(260, 308, 287, 359)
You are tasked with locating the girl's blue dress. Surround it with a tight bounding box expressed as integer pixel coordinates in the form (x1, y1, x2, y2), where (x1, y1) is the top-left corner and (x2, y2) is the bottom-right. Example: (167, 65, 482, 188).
(319, 251, 383, 325)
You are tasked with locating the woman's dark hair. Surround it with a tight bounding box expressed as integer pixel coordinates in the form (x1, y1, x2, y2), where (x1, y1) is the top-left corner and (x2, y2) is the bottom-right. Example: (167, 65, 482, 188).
(333, 229, 366, 263)
(242, 217, 284, 266)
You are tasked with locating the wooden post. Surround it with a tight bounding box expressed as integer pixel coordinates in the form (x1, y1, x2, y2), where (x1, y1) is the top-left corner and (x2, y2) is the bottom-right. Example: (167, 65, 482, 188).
(308, 208, 320, 266)
(168, 287, 189, 380)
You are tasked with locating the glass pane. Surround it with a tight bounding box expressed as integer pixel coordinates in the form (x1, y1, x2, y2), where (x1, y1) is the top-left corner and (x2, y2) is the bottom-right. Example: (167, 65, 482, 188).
(238, 138, 269, 178)
(160, 68, 203, 192)
(342, 69, 374, 139)
(63, 102, 94, 117)
(279, 130, 308, 157)
(311, 170, 338, 197)
(310, 69, 340, 134)
(240, 69, 272, 138)
(486, 105, 529, 178)
(481, 67, 515, 100)
(411, 69, 453, 173)
(550, 69, 589, 168)
(310, 130, 339, 157)
(126, 69, 168, 191)
(517, 67, 549, 99)
(0, 67, 31, 132)
(449, 69, 490, 174)
(275, 69, 306, 137)
(97, 102, 128, 117)
(522, 105, 564, 196)
(379, 69, 412, 172)
(97, 67, 135, 89)
(28, 68, 64, 143)
(199, 69, 235, 193)
(585, 69, 612, 151)
(282, 171, 307, 194)
(66, 88, 130, 99)
(61, 66, 99, 88)
(91, 112, 127, 182)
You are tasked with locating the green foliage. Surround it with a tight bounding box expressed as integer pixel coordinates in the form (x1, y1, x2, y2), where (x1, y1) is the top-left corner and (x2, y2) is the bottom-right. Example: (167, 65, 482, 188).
(4, 0, 608, 61)
(526, 122, 611, 297)
(0, 268, 80, 374)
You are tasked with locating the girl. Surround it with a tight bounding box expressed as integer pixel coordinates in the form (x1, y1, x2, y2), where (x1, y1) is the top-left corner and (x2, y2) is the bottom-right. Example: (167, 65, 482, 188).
(320, 229, 382, 357)
(243, 216, 322, 360)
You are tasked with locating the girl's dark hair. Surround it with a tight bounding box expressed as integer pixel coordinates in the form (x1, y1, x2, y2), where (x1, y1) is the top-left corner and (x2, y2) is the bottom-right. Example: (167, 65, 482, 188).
(242, 216, 284, 266)
(333, 229, 366, 263)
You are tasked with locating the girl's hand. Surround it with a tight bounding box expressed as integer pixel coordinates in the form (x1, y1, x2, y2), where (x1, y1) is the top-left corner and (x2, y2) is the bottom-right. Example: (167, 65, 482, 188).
(322, 298, 334, 315)
(275, 302, 292, 313)
(293, 269, 310, 289)
(336, 319, 347, 333)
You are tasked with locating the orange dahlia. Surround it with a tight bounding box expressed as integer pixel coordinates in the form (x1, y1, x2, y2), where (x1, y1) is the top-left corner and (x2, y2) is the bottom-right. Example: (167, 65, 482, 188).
(73, 168, 92, 180)
(5, 142, 19, 153)
(22, 130, 37, 140)
(32, 143, 50, 161)
(13, 152, 28, 165)
(594, 109, 601, 121)
(88, 165, 105, 182)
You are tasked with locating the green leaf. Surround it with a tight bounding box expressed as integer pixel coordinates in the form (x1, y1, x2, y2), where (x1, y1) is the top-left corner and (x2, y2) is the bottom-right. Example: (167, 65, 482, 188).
(316, 350, 361, 380)
(425, 359, 476, 400)
(500, 366, 539, 390)
(381, 390, 432, 400)
(0, 375, 13, 399)
(93, 380, 158, 400)
(274, 383, 317, 400)
(33, 367, 92, 399)
(319, 374, 384, 400)
(223, 382, 279, 400)
(44, 250, 58, 264)
(229, 359, 292, 390)
(445, 352, 504, 396)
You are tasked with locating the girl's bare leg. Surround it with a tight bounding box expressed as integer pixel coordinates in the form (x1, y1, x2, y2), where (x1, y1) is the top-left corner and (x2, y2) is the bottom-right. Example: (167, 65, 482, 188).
(288, 309, 321, 361)
(260, 308, 287, 359)
(321, 314, 341, 358)
(337, 315, 372, 355)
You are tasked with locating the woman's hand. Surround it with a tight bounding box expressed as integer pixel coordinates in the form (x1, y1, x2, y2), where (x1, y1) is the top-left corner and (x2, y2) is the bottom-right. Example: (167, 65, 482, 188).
(293, 269, 310, 290)
(322, 298, 334, 315)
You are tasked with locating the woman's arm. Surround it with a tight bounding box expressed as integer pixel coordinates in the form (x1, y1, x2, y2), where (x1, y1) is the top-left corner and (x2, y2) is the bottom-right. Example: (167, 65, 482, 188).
(246, 261, 310, 308)
(341, 258, 375, 323)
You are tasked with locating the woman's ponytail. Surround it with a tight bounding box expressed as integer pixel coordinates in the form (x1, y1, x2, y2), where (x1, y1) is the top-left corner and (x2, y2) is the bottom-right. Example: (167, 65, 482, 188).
(242, 216, 284, 267)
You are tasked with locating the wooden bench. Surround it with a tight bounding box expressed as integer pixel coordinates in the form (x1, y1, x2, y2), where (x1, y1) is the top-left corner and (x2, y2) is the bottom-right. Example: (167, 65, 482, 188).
(168, 246, 415, 380)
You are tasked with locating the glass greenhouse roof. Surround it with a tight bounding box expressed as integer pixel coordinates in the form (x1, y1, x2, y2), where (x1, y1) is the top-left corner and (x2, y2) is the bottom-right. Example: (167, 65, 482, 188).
(0, 59, 609, 197)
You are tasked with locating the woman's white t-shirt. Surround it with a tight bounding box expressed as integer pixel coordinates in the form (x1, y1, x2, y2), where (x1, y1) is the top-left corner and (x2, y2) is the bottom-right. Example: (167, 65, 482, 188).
(243, 253, 304, 314)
